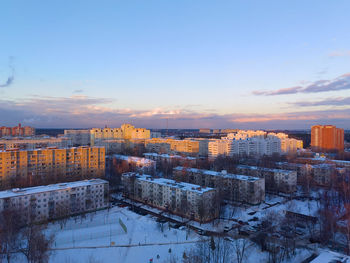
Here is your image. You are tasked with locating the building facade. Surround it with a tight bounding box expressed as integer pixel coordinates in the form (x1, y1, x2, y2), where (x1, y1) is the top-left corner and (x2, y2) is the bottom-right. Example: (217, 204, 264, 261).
(90, 124, 150, 146)
(64, 129, 91, 146)
(0, 124, 35, 137)
(173, 167, 265, 205)
(311, 125, 344, 151)
(236, 165, 297, 193)
(121, 173, 218, 222)
(0, 146, 105, 189)
(0, 179, 109, 224)
(0, 137, 72, 151)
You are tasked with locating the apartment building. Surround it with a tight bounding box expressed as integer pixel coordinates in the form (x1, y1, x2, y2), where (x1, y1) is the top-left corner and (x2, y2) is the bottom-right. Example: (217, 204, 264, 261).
(236, 165, 297, 193)
(276, 162, 346, 187)
(143, 153, 197, 166)
(90, 124, 150, 146)
(0, 179, 109, 224)
(0, 123, 35, 137)
(144, 138, 200, 155)
(311, 125, 344, 151)
(173, 167, 265, 205)
(0, 146, 105, 189)
(64, 129, 91, 146)
(0, 137, 72, 151)
(208, 137, 282, 158)
(121, 173, 218, 222)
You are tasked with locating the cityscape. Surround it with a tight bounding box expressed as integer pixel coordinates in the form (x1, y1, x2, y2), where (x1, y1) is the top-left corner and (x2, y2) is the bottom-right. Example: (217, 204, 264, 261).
(1, 1, 350, 263)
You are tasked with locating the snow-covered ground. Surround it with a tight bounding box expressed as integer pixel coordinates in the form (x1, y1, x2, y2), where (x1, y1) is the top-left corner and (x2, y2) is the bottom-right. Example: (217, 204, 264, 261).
(10, 198, 320, 262)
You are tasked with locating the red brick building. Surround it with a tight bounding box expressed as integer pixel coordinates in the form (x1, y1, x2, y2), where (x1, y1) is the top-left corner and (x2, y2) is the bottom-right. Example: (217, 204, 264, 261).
(311, 125, 344, 151)
(0, 123, 35, 137)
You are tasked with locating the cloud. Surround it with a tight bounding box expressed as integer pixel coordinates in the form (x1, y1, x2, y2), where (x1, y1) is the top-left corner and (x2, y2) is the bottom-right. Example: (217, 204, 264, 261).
(0, 61, 14, 88)
(329, 50, 350, 57)
(73, 89, 84, 93)
(291, 97, 350, 107)
(0, 95, 349, 129)
(253, 73, 350, 96)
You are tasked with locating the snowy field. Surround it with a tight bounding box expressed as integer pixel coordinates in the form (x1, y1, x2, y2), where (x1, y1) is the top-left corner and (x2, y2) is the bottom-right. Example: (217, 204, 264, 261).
(10, 200, 320, 262)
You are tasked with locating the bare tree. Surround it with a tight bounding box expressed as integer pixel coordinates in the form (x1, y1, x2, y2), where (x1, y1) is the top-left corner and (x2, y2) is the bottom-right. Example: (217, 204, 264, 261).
(232, 238, 248, 263)
(0, 209, 22, 263)
(19, 223, 54, 263)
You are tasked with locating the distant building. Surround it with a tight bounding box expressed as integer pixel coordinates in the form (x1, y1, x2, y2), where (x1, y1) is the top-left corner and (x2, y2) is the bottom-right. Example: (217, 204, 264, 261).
(0, 179, 109, 224)
(121, 173, 218, 222)
(64, 129, 90, 146)
(236, 165, 297, 193)
(311, 125, 344, 151)
(173, 167, 265, 205)
(144, 138, 200, 156)
(0, 146, 105, 189)
(90, 124, 150, 146)
(0, 137, 72, 150)
(0, 123, 35, 137)
(143, 153, 197, 166)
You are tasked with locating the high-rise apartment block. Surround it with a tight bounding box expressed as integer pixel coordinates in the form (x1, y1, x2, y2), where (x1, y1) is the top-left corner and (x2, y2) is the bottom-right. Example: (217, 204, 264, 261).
(173, 167, 265, 205)
(0, 146, 105, 189)
(121, 173, 218, 222)
(0, 179, 109, 224)
(0, 123, 35, 137)
(311, 125, 344, 151)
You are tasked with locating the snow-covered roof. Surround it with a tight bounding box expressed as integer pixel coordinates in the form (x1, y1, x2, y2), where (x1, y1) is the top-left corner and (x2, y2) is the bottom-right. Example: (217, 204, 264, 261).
(113, 154, 155, 164)
(134, 174, 215, 194)
(0, 179, 108, 199)
(310, 250, 350, 263)
(236, 165, 296, 175)
(143, 153, 196, 160)
(174, 167, 262, 182)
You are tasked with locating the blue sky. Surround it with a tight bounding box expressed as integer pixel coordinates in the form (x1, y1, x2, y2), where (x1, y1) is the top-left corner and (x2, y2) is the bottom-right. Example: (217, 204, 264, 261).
(1, 0, 350, 129)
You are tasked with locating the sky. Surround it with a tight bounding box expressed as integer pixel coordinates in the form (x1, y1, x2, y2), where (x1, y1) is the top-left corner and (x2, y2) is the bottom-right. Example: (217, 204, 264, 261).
(1, 0, 350, 129)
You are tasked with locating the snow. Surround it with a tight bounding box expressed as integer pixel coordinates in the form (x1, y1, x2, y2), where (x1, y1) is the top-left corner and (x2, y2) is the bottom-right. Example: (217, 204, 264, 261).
(0, 179, 108, 199)
(310, 250, 350, 263)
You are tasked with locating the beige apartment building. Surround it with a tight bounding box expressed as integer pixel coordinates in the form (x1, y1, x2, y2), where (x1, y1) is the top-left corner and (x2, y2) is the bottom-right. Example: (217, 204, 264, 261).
(90, 124, 150, 146)
(0, 146, 105, 189)
(0, 179, 109, 224)
(121, 173, 218, 222)
(173, 167, 265, 205)
(236, 165, 297, 193)
(145, 138, 201, 155)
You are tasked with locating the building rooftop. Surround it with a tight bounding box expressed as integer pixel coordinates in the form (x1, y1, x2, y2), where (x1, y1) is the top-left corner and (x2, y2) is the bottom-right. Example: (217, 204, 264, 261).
(113, 154, 155, 164)
(236, 165, 296, 174)
(143, 152, 196, 160)
(0, 179, 108, 199)
(174, 166, 262, 182)
(135, 174, 215, 194)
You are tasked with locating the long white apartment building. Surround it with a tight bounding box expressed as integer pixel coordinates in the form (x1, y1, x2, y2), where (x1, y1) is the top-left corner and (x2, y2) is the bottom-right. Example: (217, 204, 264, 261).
(208, 137, 281, 158)
(121, 173, 218, 222)
(0, 179, 109, 224)
(0, 137, 72, 151)
(173, 167, 265, 205)
(236, 165, 297, 193)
